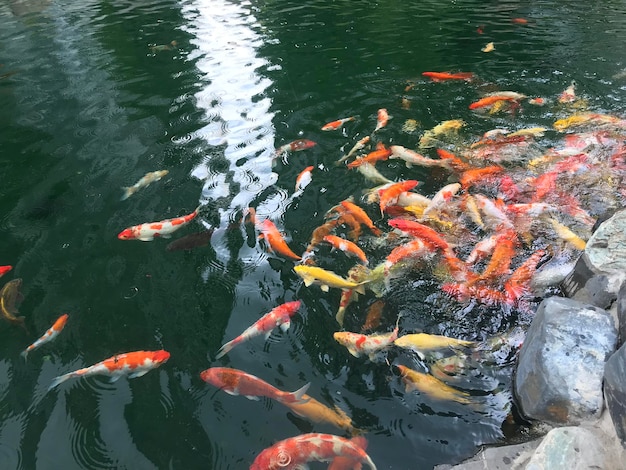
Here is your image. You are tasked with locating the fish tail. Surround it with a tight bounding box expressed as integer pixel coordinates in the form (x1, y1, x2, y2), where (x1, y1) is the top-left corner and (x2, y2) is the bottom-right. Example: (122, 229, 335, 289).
(281, 382, 311, 405)
(364, 454, 377, 470)
(215, 339, 237, 359)
(47, 372, 77, 391)
(20, 349, 29, 362)
(120, 187, 132, 201)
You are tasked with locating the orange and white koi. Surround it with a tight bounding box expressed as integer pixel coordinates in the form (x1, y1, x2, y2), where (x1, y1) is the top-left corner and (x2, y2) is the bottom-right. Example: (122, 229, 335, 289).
(295, 165, 314, 192)
(337, 135, 371, 165)
(385, 239, 429, 273)
(336, 288, 357, 326)
(378, 181, 419, 215)
(256, 218, 301, 260)
(421, 71, 474, 82)
(395, 364, 471, 404)
(120, 170, 169, 201)
(215, 301, 301, 359)
(373, 108, 389, 132)
(389, 145, 452, 169)
(328, 437, 369, 470)
(48, 350, 170, 391)
(323, 235, 368, 265)
(334, 320, 399, 360)
(21, 313, 69, 361)
(322, 116, 357, 131)
(422, 183, 462, 219)
(473, 194, 514, 230)
(470, 229, 519, 284)
(340, 200, 382, 236)
(459, 166, 504, 189)
(441, 282, 508, 307)
(200, 367, 309, 405)
(250, 433, 377, 470)
(465, 234, 499, 265)
(117, 206, 201, 241)
(347, 142, 391, 168)
(275, 138, 317, 155)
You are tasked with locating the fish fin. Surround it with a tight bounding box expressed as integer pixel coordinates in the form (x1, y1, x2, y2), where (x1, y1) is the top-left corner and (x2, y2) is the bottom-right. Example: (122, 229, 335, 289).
(279, 320, 291, 332)
(215, 340, 235, 359)
(128, 369, 150, 379)
(264, 330, 272, 340)
(20, 350, 28, 362)
(405, 162, 413, 168)
(303, 278, 313, 287)
(48, 372, 74, 391)
(160, 234, 172, 239)
(355, 284, 366, 295)
(138, 237, 155, 242)
(120, 187, 132, 201)
(335, 308, 345, 327)
(109, 374, 122, 383)
(245, 395, 261, 401)
(320, 284, 330, 292)
(347, 347, 361, 358)
(290, 382, 311, 404)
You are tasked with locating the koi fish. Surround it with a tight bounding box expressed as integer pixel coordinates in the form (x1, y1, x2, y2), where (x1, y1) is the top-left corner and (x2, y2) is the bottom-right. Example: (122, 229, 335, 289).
(387, 218, 450, 251)
(336, 288, 356, 326)
(323, 235, 368, 265)
(511, 17, 528, 24)
(469, 95, 515, 110)
(165, 229, 214, 252)
(419, 119, 465, 148)
(250, 433, 377, 470)
(504, 249, 546, 302)
(441, 282, 509, 307)
(284, 395, 357, 434)
(328, 437, 369, 470)
(120, 170, 169, 201)
(394, 333, 475, 359)
(422, 183, 462, 219)
(0, 278, 26, 331)
(48, 350, 170, 391)
(275, 139, 317, 155)
(378, 181, 419, 215)
(389, 146, 452, 169)
(361, 299, 385, 332)
(385, 239, 429, 273)
(256, 219, 301, 260)
(117, 206, 201, 241)
(295, 165, 314, 192)
(337, 136, 371, 165)
(294, 265, 367, 294)
(21, 314, 69, 361)
(0, 266, 12, 278)
(357, 162, 394, 185)
(322, 116, 356, 131)
(200, 367, 309, 405)
(481, 42, 495, 52)
(547, 218, 586, 250)
(340, 200, 382, 236)
(421, 71, 474, 82)
(347, 142, 391, 168)
(215, 301, 301, 359)
(395, 364, 471, 404)
(334, 320, 399, 360)
(558, 81, 576, 103)
(373, 108, 389, 132)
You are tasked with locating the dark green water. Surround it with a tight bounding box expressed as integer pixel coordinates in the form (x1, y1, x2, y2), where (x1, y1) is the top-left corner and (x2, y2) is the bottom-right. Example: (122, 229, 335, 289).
(0, 0, 625, 468)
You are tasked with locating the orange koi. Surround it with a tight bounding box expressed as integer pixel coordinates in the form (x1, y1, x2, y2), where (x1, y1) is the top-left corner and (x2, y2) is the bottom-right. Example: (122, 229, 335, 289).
(378, 181, 419, 215)
(511, 17, 529, 24)
(347, 142, 391, 168)
(322, 116, 357, 131)
(337, 135, 371, 165)
(422, 71, 474, 82)
(200, 367, 309, 405)
(361, 300, 385, 333)
(118, 206, 201, 241)
(48, 350, 170, 391)
(257, 219, 301, 260)
(215, 301, 301, 358)
(340, 200, 382, 236)
(385, 239, 429, 272)
(323, 235, 368, 265)
(504, 249, 546, 302)
(441, 282, 509, 307)
(469, 95, 515, 110)
(470, 230, 519, 285)
(387, 218, 450, 251)
(459, 166, 504, 189)
(435, 149, 472, 172)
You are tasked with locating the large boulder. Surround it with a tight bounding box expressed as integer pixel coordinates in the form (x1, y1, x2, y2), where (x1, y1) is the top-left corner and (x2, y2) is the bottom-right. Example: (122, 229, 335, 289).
(604, 341, 626, 446)
(524, 427, 605, 469)
(514, 297, 617, 425)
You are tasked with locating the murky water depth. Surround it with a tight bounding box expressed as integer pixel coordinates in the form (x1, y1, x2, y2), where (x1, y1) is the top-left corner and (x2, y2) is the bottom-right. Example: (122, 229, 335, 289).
(0, 0, 625, 468)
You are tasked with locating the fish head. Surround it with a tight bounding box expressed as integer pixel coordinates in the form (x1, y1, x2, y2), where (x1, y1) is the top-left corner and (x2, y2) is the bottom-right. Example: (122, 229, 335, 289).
(199, 367, 219, 384)
(117, 228, 134, 240)
(251, 443, 294, 470)
(151, 350, 171, 365)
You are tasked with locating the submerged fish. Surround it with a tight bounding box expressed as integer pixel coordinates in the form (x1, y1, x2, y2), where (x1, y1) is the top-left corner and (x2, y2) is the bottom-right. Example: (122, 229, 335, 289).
(284, 394, 357, 433)
(0, 278, 26, 330)
(21, 314, 69, 361)
(394, 333, 475, 359)
(395, 364, 471, 404)
(120, 170, 169, 201)
(165, 229, 214, 252)
(48, 350, 170, 390)
(294, 265, 367, 294)
(118, 206, 201, 241)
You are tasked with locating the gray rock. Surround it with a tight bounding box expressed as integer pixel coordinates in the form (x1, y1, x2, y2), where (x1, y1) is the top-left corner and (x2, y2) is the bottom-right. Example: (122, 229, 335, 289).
(514, 297, 617, 425)
(585, 209, 626, 273)
(604, 341, 626, 446)
(618, 281, 626, 348)
(525, 427, 605, 469)
(433, 439, 542, 470)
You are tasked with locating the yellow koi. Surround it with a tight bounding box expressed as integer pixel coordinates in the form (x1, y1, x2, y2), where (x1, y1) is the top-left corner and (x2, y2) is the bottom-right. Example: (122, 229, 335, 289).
(396, 365, 471, 404)
(294, 265, 367, 294)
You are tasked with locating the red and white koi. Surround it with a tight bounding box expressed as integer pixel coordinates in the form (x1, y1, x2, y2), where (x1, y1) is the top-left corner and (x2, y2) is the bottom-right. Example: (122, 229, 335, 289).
(21, 313, 69, 361)
(337, 135, 371, 165)
(328, 436, 369, 470)
(389, 145, 452, 170)
(117, 206, 201, 241)
(422, 183, 462, 218)
(274, 139, 317, 164)
(250, 433, 377, 470)
(48, 350, 170, 391)
(215, 301, 301, 359)
(200, 367, 309, 405)
(295, 165, 314, 192)
(373, 108, 389, 132)
(334, 319, 399, 360)
(323, 235, 368, 265)
(378, 180, 419, 215)
(387, 218, 450, 251)
(558, 81, 577, 103)
(322, 116, 356, 131)
(473, 194, 514, 230)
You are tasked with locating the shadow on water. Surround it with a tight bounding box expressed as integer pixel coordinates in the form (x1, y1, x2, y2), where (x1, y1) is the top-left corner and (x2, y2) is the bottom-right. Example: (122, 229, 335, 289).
(0, 0, 625, 468)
